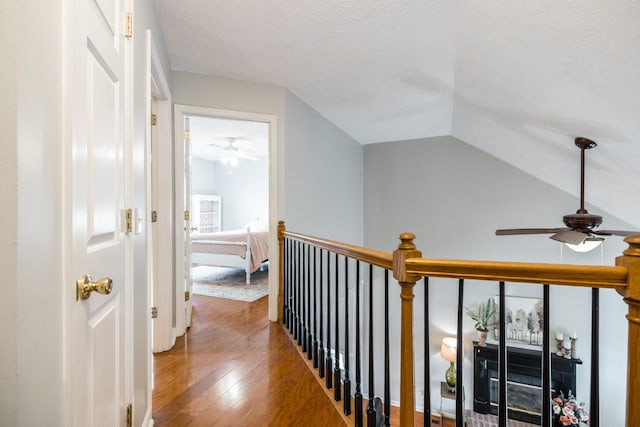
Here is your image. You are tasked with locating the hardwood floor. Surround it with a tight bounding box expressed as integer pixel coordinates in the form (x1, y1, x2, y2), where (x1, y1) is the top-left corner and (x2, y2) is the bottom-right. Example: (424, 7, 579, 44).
(152, 294, 347, 426)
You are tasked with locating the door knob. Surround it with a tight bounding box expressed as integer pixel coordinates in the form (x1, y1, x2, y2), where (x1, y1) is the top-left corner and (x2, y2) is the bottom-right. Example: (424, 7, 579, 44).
(76, 274, 113, 301)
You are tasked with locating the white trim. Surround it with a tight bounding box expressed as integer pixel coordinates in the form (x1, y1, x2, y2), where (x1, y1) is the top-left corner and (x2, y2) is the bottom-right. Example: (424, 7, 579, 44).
(173, 104, 280, 326)
(147, 30, 173, 353)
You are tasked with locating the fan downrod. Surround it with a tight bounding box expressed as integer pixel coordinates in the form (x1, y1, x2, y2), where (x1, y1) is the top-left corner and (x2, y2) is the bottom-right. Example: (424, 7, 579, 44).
(562, 136, 601, 231)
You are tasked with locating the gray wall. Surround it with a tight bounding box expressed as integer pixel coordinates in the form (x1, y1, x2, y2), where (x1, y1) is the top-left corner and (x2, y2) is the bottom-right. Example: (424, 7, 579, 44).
(191, 156, 269, 230)
(213, 158, 269, 230)
(364, 136, 630, 425)
(284, 90, 364, 245)
(191, 157, 217, 195)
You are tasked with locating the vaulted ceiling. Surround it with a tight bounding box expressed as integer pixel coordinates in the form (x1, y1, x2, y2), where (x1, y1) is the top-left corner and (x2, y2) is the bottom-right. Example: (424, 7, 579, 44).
(152, 0, 640, 228)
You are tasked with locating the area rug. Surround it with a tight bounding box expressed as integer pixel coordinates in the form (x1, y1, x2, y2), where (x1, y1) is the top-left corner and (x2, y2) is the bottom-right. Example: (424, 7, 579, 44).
(191, 264, 269, 302)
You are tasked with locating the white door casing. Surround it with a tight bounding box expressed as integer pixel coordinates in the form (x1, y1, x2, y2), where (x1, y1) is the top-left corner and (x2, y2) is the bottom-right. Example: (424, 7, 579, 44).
(148, 30, 174, 353)
(172, 105, 279, 328)
(184, 116, 194, 328)
(67, 0, 131, 425)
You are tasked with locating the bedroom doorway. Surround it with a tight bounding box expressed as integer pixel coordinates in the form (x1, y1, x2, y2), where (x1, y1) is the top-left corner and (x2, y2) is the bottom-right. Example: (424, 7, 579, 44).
(173, 105, 279, 338)
(188, 115, 270, 302)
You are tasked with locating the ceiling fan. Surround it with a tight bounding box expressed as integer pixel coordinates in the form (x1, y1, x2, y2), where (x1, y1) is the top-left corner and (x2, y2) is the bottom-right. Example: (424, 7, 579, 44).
(208, 137, 258, 166)
(496, 137, 637, 247)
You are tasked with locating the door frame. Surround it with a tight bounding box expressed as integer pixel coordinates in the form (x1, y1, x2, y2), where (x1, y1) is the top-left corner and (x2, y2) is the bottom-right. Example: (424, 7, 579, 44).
(146, 30, 173, 355)
(172, 104, 279, 335)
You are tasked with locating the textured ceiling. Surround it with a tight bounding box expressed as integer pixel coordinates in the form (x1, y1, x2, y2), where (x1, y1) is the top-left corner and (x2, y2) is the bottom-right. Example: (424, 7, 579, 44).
(152, 0, 640, 229)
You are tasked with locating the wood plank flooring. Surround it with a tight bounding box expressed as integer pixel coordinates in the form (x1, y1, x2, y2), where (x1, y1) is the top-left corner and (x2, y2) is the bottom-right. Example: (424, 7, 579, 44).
(152, 294, 347, 426)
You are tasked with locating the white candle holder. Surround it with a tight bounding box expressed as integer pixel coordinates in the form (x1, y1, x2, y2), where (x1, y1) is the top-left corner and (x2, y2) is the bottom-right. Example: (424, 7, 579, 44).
(570, 337, 577, 359)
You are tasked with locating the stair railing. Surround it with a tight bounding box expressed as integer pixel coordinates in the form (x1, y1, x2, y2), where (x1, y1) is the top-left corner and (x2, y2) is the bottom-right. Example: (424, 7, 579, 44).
(278, 221, 640, 427)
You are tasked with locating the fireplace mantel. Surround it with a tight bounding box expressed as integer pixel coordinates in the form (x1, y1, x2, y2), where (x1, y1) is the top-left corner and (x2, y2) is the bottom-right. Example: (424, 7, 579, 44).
(472, 342, 582, 425)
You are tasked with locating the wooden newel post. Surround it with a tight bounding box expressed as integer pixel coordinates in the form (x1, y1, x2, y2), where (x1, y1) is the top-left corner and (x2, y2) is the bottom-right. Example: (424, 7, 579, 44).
(278, 221, 286, 322)
(616, 234, 640, 427)
(393, 232, 423, 427)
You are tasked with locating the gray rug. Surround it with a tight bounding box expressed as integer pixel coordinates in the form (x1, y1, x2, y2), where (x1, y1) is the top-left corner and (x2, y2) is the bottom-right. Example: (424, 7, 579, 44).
(191, 265, 269, 302)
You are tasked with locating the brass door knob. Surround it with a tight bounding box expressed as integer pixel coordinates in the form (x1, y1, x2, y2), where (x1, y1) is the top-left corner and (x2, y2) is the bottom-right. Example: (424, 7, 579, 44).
(76, 274, 113, 301)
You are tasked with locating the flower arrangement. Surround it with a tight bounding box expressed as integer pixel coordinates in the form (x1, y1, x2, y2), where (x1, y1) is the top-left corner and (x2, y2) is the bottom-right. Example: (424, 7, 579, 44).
(552, 391, 589, 426)
(465, 297, 495, 331)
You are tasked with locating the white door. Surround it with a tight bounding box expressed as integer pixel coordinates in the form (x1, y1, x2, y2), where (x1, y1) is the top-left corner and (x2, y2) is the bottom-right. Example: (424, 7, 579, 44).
(67, 0, 130, 425)
(184, 116, 194, 328)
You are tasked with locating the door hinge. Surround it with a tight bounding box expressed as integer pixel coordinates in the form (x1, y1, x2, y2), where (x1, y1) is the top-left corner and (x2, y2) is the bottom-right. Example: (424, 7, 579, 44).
(183, 130, 190, 140)
(185, 291, 190, 301)
(126, 403, 132, 427)
(151, 113, 157, 126)
(125, 209, 133, 233)
(124, 12, 133, 38)
(184, 210, 190, 221)
(151, 210, 158, 223)
(151, 306, 158, 319)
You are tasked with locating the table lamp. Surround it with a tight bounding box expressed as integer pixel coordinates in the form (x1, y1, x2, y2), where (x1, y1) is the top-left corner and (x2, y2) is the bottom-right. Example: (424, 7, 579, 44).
(440, 337, 457, 392)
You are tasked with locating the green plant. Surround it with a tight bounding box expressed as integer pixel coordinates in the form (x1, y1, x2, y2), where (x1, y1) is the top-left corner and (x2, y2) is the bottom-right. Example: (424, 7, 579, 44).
(465, 298, 495, 331)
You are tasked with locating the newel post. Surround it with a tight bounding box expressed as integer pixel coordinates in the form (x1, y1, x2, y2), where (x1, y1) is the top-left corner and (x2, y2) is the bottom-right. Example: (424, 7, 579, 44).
(393, 233, 422, 427)
(616, 234, 640, 427)
(278, 221, 286, 322)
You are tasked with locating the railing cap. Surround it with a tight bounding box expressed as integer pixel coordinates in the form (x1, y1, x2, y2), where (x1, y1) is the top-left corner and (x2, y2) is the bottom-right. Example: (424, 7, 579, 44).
(398, 232, 416, 250)
(623, 234, 640, 257)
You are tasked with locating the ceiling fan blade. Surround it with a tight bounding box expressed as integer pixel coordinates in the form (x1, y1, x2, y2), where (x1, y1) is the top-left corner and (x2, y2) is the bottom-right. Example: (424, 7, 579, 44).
(496, 228, 566, 236)
(549, 230, 588, 245)
(592, 229, 639, 237)
(236, 152, 258, 160)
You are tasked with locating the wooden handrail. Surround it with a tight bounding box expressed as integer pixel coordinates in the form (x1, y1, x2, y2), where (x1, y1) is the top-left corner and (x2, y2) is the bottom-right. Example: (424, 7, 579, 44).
(277, 221, 640, 427)
(282, 229, 393, 270)
(405, 258, 628, 289)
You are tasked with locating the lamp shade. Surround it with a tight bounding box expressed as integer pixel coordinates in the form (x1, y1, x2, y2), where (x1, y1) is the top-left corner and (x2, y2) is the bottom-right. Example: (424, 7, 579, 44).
(440, 337, 457, 363)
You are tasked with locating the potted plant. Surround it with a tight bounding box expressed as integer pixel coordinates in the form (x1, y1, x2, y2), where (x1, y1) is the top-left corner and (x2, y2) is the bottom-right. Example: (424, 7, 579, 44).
(465, 298, 495, 346)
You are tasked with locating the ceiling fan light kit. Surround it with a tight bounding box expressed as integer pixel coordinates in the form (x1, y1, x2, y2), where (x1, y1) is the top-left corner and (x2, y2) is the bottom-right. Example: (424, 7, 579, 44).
(496, 137, 637, 252)
(210, 137, 259, 167)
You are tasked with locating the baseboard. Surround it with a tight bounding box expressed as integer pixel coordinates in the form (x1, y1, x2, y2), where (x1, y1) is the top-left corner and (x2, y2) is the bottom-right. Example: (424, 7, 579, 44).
(142, 405, 154, 427)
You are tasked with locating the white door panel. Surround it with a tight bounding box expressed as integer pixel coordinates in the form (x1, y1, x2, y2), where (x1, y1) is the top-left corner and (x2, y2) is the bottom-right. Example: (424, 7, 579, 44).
(68, 0, 129, 425)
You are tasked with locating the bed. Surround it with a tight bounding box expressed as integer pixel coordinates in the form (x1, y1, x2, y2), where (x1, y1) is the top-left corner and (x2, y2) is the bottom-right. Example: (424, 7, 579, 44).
(191, 227, 269, 284)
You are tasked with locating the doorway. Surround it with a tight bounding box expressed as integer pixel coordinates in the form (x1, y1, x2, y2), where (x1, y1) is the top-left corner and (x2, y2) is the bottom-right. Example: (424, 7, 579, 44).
(172, 105, 279, 339)
(188, 115, 270, 302)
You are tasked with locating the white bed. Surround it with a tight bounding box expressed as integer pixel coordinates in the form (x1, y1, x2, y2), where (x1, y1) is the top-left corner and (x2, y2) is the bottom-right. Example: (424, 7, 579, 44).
(191, 227, 269, 284)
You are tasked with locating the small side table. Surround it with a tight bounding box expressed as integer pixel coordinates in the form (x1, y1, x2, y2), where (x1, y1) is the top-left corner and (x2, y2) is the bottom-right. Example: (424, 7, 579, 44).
(439, 381, 464, 426)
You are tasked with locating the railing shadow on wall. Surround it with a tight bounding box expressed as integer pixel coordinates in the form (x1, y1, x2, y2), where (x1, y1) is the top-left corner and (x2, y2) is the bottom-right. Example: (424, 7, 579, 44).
(277, 221, 640, 427)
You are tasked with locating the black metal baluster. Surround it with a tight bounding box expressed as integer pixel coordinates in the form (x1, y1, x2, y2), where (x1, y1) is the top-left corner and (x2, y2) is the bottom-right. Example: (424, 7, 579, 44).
(344, 257, 351, 415)
(293, 240, 299, 340)
(307, 244, 313, 359)
(297, 241, 303, 345)
(302, 243, 308, 352)
(313, 246, 319, 368)
(384, 269, 391, 427)
(456, 279, 464, 427)
(319, 249, 326, 379)
(423, 277, 431, 427)
(334, 253, 342, 402)
(354, 261, 363, 426)
(591, 288, 600, 427)
(366, 264, 376, 427)
(289, 239, 294, 333)
(498, 281, 507, 427)
(284, 238, 289, 328)
(542, 284, 551, 427)
(326, 251, 333, 389)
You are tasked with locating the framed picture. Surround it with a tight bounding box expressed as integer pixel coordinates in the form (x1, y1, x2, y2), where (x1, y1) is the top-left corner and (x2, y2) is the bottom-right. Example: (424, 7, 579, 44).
(492, 295, 544, 346)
